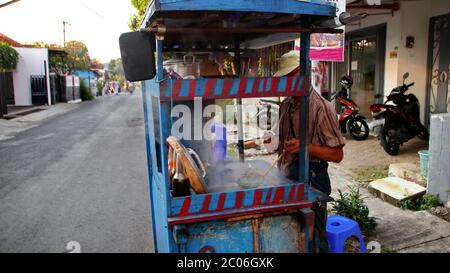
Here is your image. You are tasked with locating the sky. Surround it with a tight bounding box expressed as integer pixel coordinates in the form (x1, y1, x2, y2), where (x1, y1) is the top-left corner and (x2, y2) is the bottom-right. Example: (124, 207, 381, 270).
(0, 0, 136, 62)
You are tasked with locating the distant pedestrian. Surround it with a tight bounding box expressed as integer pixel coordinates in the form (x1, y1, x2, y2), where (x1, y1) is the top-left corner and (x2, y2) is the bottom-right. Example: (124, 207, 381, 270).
(114, 82, 119, 95)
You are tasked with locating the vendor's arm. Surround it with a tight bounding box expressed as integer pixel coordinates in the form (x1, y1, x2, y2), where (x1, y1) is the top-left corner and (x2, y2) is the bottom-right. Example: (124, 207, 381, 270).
(283, 93, 346, 163)
(309, 144, 344, 163)
(284, 140, 344, 163)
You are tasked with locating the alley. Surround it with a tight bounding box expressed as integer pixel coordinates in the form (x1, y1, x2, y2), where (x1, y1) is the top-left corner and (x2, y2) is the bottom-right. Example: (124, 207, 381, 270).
(0, 94, 153, 253)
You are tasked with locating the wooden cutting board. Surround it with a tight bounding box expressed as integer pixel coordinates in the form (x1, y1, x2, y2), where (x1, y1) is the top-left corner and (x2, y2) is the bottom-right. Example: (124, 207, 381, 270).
(167, 136, 207, 194)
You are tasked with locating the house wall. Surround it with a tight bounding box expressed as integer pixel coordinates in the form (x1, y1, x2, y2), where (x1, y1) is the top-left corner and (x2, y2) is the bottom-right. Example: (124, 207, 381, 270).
(428, 113, 450, 204)
(12, 47, 51, 106)
(346, 0, 450, 123)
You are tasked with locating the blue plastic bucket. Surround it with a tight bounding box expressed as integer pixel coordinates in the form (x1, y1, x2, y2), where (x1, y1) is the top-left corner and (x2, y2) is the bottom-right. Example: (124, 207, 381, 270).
(418, 150, 429, 178)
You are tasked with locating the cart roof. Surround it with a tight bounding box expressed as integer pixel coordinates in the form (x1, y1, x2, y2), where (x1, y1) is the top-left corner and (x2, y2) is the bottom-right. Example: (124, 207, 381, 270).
(142, 0, 339, 51)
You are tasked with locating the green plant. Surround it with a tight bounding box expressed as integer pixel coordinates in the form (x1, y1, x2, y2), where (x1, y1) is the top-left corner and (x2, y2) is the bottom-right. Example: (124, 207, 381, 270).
(129, 0, 150, 31)
(401, 193, 442, 211)
(96, 81, 105, 96)
(332, 186, 378, 235)
(80, 79, 94, 101)
(381, 247, 398, 253)
(0, 42, 19, 72)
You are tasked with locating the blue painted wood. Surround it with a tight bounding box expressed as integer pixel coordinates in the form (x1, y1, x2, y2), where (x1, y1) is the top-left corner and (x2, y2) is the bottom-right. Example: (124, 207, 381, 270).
(143, 79, 172, 252)
(170, 184, 306, 216)
(139, 1, 326, 253)
(159, 76, 310, 101)
(185, 220, 255, 253)
(151, 40, 179, 253)
(259, 215, 303, 253)
(147, 0, 336, 19)
(185, 214, 307, 253)
(299, 33, 311, 198)
(156, 40, 172, 204)
(141, 80, 159, 252)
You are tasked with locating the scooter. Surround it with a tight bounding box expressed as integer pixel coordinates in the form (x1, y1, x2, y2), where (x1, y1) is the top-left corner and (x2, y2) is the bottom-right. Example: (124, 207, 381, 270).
(370, 73, 429, 156)
(256, 99, 280, 131)
(332, 76, 370, 141)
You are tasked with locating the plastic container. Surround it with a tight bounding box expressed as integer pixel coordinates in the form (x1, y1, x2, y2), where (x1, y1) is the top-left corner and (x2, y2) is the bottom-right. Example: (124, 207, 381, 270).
(211, 122, 227, 162)
(418, 150, 429, 178)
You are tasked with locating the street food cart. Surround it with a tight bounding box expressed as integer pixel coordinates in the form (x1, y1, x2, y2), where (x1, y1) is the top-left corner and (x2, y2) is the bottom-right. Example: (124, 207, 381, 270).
(119, 0, 342, 253)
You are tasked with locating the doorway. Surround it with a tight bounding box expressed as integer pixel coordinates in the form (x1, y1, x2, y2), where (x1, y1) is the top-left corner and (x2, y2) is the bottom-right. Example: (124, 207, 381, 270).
(426, 13, 450, 125)
(334, 24, 386, 119)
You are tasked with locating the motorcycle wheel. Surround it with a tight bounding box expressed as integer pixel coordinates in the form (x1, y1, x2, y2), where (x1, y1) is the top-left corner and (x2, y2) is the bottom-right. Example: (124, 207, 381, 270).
(380, 127, 400, 156)
(257, 109, 279, 131)
(346, 116, 370, 141)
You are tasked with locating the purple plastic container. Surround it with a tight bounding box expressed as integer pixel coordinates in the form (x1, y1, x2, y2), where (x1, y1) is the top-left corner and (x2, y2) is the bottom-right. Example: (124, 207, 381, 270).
(211, 122, 227, 162)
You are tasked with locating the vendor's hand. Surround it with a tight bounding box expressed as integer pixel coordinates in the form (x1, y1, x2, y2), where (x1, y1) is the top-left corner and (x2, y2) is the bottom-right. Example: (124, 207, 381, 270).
(284, 139, 300, 155)
(263, 131, 279, 153)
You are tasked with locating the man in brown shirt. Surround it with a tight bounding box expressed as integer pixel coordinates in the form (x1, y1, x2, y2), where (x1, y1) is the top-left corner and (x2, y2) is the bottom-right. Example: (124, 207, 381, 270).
(278, 90, 346, 195)
(271, 51, 346, 252)
(272, 52, 345, 195)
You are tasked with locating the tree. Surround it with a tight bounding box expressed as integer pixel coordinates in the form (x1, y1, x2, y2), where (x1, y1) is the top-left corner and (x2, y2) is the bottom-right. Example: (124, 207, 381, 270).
(25, 40, 96, 75)
(26, 41, 91, 74)
(108, 58, 125, 82)
(90, 58, 104, 70)
(65, 40, 91, 73)
(0, 42, 19, 72)
(25, 42, 70, 75)
(128, 0, 150, 31)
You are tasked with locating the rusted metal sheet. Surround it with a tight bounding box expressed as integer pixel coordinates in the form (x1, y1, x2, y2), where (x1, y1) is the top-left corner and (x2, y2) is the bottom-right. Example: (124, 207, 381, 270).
(183, 214, 310, 253)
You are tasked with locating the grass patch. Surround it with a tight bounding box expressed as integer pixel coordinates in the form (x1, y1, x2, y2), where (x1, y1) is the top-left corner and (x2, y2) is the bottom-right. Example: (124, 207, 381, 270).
(401, 193, 442, 211)
(353, 165, 389, 183)
(381, 247, 398, 253)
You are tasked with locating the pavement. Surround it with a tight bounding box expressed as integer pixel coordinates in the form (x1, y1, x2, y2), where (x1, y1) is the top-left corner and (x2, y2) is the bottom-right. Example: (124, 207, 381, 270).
(0, 93, 153, 253)
(0, 103, 81, 141)
(340, 136, 429, 171)
(329, 164, 450, 253)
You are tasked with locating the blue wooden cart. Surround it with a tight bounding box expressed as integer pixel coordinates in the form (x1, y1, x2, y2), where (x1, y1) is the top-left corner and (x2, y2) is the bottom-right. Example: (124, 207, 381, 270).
(119, 0, 342, 253)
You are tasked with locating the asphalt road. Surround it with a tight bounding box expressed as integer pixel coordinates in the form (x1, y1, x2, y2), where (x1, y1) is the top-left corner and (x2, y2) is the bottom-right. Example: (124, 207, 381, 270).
(0, 93, 153, 253)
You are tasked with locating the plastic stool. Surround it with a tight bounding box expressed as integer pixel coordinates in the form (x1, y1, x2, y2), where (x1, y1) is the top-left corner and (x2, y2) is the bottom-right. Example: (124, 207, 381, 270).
(326, 215, 367, 253)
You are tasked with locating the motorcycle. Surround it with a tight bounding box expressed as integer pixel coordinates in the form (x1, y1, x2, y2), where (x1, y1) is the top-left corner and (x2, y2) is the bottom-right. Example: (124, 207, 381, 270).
(370, 73, 429, 156)
(256, 99, 281, 131)
(332, 76, 370, 141)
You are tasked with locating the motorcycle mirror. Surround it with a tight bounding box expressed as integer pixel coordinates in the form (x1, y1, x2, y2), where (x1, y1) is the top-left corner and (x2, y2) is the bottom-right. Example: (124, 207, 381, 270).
(403, 72, 410, 80)
(119, 31, 156, 82)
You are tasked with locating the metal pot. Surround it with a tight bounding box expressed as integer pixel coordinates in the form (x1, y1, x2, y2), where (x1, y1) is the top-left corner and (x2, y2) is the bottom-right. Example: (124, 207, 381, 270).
(164, 54, 201, 78)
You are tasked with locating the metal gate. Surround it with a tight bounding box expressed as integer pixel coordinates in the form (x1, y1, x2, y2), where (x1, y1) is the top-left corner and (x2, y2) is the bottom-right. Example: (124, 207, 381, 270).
(427, 13, 450, 125)
(30, 75, 48, 105)
(0, 72, 14, 117)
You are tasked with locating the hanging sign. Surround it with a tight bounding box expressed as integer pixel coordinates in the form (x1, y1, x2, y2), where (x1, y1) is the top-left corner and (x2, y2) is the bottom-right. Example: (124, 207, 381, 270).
(295, 0, 346, 62)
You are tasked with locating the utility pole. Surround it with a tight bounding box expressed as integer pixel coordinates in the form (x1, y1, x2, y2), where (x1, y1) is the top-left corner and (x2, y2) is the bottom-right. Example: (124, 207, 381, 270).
(63, 21, 70, 47)
(0, 0, 21, 9)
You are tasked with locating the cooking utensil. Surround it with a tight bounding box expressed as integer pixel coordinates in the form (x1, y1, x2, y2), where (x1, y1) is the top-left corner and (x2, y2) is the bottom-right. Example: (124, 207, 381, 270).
(164, 54, 201, 78)
(262, 156, 281, 179)
(167, 136, 208, 194)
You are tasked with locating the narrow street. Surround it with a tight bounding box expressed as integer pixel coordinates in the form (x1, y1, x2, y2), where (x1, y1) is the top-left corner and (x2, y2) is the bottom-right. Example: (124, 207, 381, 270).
(0, 94, 153, 253)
